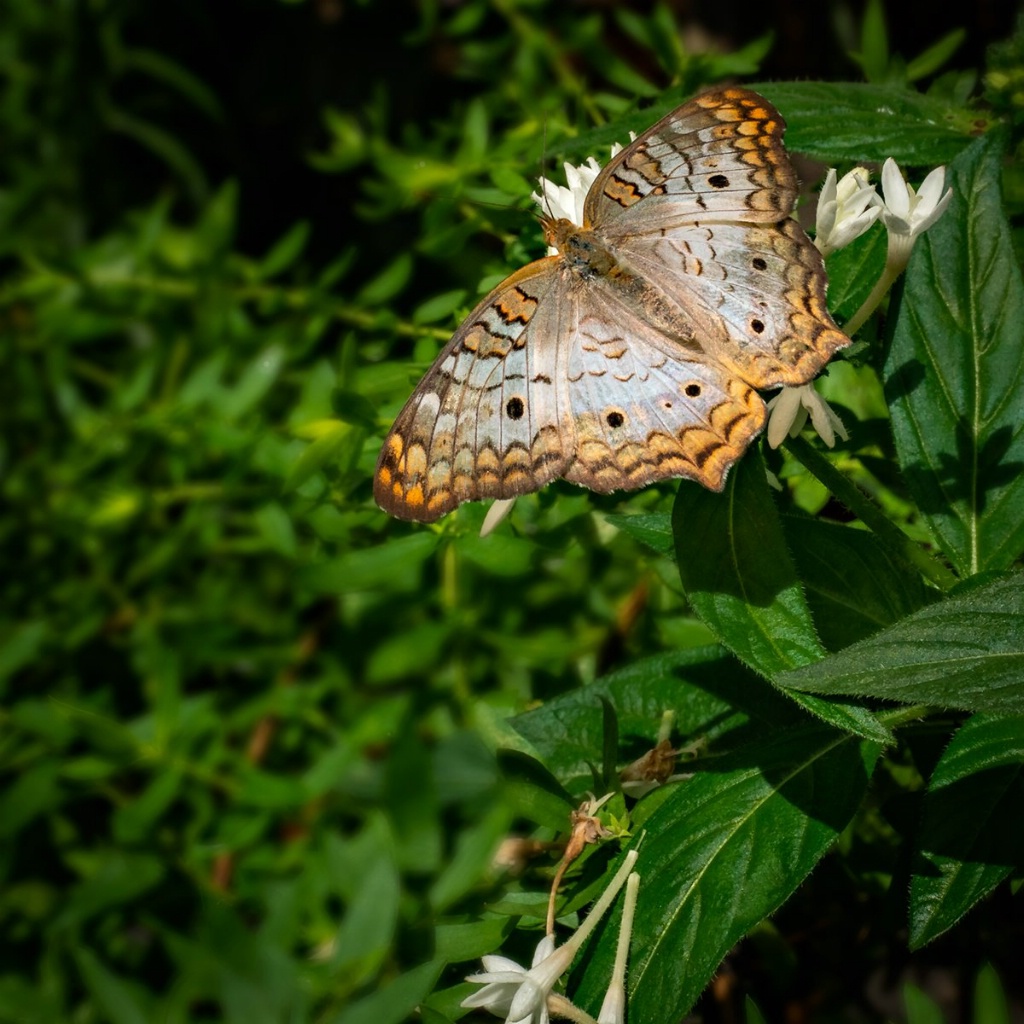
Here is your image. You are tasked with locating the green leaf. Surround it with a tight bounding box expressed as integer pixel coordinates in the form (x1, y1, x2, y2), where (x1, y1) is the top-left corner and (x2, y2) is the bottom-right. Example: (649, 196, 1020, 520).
(782, 515, 935, 651)
(55, 853, 165, 930)
(337, 960, 443, 1024)
(0, 620, 48, 694)
(221, 344, 285, 421)
(672, 451, 824, 677)
(430, 804, 513, 912)
(974, 964, 1011, 1024)
(412, 289, 467, 325)
(906, 29, 966, 83)
(298, 532, 438, 594)
(604, 511, 673, 556)
(857, 0, 890, 83)
(778, 572, 1024, 714)
(433, 917, 513, 962)
(909, 714, 1024, 948)
(0, 760, 62, 838)
(358, 252, 414, 305)
(512, 648, 793, 783)
(572, 723, 880, 1021)
(823, 222, 887, 324)
(752, 82, 983, 164)
(672, 454, 889, 740)
(258, 220, 310, 278)
(904, 983, 944, 1024)
(885, 132, 1024, 576)
(283, 421, 353, 492)
(73, 947, 149, 1024)
(335, 854, 401, 986)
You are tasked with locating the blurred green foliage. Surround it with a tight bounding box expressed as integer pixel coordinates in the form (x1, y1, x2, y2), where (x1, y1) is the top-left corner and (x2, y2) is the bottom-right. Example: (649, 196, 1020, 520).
(1, 2, 1023, 1023)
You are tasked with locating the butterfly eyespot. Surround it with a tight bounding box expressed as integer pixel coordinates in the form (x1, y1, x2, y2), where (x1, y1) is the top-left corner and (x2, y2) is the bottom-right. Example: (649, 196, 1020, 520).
(506, 397, 525, 420)
(684, 383, 702, 398)
(708, 174, 730, 189)
(606, 410, 625, 428)
(752, 257, 767, 270)
(750, 319, 765, 334)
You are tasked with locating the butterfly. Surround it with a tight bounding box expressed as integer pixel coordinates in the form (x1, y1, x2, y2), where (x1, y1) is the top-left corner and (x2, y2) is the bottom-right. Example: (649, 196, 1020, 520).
(375, 87, 849, 522)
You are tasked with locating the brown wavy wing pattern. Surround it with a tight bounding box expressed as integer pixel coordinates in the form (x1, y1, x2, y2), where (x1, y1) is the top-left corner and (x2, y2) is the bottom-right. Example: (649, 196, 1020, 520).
(617, 218, 849, 389)
(374, 260, 572, 521)
(562, 286, 766, 494)
(585, 88, 799, 235)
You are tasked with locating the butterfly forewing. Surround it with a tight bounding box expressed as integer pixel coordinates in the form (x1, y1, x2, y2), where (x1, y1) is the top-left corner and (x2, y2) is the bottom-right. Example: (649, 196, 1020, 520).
(585, 89, 798, 234)
(374, 260, 572, 522)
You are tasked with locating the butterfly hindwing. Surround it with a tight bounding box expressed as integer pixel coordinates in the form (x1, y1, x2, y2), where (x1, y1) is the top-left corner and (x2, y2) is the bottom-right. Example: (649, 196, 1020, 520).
(617, 218, 849, 389)
(562, 286, 766, 493)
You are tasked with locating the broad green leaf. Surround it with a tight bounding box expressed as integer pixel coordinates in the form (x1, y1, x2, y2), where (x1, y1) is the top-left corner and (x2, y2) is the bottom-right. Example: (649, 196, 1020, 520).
(512, 648, 800, 783)
(0, 760, 63, 838)
(909, 714, 1024, 948)
(778, 572, 1024, 714)
(384, 725, 442, 872)
(220, 344, 285, 421)
(672, 452, 890, 740)
(673, 451, 824, 676)
(358, 252, 414, 305)
(572, 723, 880, 1021)
(781, 515, 935, 651)
(885, 132, 1024, 576)
(754, 82, 984, 164)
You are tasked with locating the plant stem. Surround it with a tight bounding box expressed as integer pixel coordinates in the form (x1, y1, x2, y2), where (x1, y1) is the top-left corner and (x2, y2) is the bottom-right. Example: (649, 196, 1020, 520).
(783, 436, 958, 592)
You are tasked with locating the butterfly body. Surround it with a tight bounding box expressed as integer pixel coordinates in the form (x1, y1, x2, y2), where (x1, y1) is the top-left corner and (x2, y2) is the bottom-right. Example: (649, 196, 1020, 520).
(375, 88, 849, 522)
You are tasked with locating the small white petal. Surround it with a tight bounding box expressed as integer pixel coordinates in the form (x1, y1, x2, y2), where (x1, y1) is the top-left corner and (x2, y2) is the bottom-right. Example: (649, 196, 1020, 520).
(911, 187, 953, 236)
(481, 498, 516, 537)
(765, 387, 804, 449)
(915, 165, 947, 210)
(881, 158, 911, 221)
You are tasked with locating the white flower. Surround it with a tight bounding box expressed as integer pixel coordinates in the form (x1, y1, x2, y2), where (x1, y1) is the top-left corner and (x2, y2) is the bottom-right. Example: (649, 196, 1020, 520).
(765, 384, 848, 450)
(531, 134, 637, 237)
(877, 158, 952, 271)
(463, 849, 639, 1023)
(597, 872, 640, 1024)
(814, 167, 882, 258)
(463, 934, 557, 1024)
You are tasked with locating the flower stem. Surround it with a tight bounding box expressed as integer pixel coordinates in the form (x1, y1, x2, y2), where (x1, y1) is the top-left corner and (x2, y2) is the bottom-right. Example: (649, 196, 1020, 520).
(843, 262, 900, 337)
(783, 436, 957, 591)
